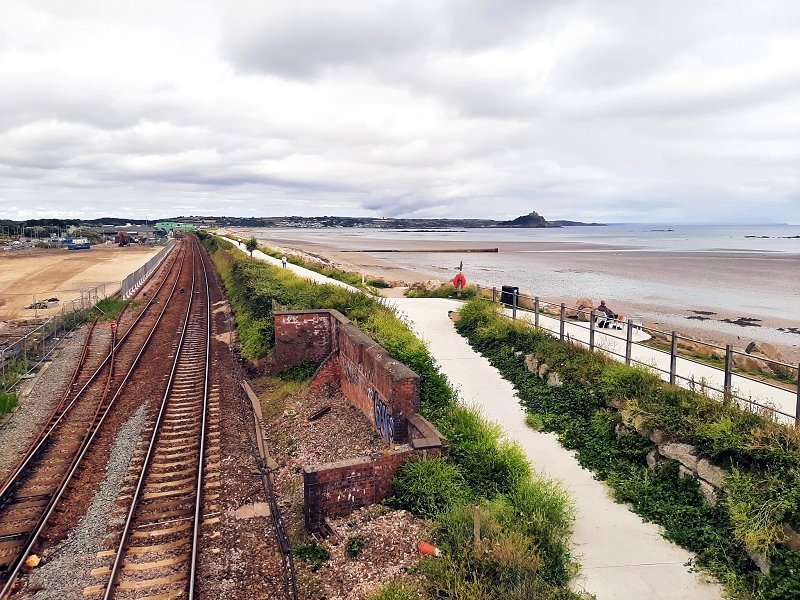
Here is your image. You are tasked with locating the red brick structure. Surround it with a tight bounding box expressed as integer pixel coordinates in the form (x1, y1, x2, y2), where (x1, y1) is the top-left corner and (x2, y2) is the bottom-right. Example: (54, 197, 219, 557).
(275, 310, 420, 444)
(274, 309, 447, 531)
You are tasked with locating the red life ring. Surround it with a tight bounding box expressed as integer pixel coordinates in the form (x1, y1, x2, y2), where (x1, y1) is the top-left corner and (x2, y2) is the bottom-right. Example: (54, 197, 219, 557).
(451, 273, 467, 288)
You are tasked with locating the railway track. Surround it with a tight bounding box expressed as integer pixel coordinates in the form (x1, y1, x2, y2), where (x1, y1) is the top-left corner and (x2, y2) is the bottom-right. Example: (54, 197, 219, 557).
(0, 241, 189, 597)
(88, 237, 213, 599)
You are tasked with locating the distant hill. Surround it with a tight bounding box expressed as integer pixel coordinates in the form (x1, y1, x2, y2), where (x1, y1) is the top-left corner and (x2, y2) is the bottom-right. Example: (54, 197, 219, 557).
(499, 211, 550, 228)
(2, 212, 606, 231)
(550, 220, 607, 227)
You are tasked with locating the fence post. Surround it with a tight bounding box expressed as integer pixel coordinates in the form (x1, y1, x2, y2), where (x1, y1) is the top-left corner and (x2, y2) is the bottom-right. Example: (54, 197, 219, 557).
(559, 304, 565, 340)
(723, 345, 733, 405)
(625, 321, 633, 365)
(512, 292, 517, 320)
(492, 287, 496, 303)
(534, 297, 540, 328)
(670, 332, 677, 385)
(589, 310, 595, 351)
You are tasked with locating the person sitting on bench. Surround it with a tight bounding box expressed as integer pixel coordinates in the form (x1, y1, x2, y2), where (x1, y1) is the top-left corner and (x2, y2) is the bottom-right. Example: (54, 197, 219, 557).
(596, 299, 618, 328)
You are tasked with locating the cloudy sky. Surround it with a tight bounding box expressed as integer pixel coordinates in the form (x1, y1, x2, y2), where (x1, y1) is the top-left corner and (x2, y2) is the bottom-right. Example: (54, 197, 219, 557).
(1, 1, 798, 223)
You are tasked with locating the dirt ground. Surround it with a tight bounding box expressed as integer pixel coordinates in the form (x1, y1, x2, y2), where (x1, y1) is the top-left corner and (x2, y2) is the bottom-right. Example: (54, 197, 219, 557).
(0, 245, 160, 321)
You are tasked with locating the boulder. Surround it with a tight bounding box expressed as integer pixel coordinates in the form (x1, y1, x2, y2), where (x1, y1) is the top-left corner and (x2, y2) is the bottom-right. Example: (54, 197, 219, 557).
(659, 443, 699, 471)
(678, 465, 694, 479)
(546, 372, 563, 387)
(746, 342, 784, 362)
(696, 459, 726, 489)
(698, 480, 718, 506)
(782, 525, 800, 551)
(649, 429, 666, 445)
(537, 363, 549, 379)
(747, 549, 771, 575)
(646, 448, 660, 469)
(574, 297, 594, 321)
(524, 354, 539, 373)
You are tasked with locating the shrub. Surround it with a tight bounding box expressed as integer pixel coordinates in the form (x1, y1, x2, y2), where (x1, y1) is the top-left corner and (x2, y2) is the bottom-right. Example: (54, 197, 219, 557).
(0, 391, 17, 415)
(345, 535, 367, 558)
(388, 458, 471, 519)
(437, 407, 530, 498)
(294, 542, 330, 571)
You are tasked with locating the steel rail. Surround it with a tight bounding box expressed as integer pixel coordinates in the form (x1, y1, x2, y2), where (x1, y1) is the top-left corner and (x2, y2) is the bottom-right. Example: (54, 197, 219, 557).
(102, 238, 208, 599)
(0, 242, 190, 599)
(0, 244, 186, 500)
(188, 237, 211, 598)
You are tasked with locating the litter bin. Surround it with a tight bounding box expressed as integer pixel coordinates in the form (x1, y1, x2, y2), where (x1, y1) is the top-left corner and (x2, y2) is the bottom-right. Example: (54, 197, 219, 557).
(500, 285, 519, 307)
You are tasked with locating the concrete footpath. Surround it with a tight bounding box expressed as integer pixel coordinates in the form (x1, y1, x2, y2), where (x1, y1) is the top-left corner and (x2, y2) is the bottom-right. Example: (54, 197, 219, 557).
(391, 297, 723, 600)
(224, 237, 724, 599)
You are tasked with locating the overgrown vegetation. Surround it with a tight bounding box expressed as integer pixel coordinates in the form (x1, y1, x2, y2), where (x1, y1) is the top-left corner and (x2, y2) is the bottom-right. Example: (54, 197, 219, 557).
(200, 232, 586, 599)
(236, 235, 391, 290)
(92, 297, 129, 321)
(404, 283, 479, 299)
(455, 298, 800, 599)
(295, 542, 330, 571)
(366, 580, 421, 600)
(0, 391, 17, 415)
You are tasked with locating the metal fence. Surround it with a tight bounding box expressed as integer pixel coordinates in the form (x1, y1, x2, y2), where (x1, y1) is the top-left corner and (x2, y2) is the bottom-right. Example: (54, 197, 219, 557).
(1, 240, 177, 394)
(0, 285, 106, 393)
(476, 285, 800, 427)
(120, 240, 176, 298)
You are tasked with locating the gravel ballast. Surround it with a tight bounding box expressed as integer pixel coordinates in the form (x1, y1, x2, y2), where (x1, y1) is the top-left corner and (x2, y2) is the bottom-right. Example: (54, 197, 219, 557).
(0, 326, 90, 481)
(22, 403, 148, 600)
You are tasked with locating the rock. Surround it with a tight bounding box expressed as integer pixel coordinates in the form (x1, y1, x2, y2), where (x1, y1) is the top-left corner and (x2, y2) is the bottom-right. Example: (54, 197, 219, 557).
(678, 464, 694, 479)
(698, 480, 718, 506)
(514, 350, 523, 357)
(782, 524, 800, 551)
(574, 297, 594, 321)
(546, 372, 562, 387)
(646, 448, 660, 469)
(659, 443, 699, 471)
(524, 354, 539, 373)
(537, 363, 549, 378)
(747, 548, 771, 575)
(747, 342, 784, 362)
(696, 459, 726, 489)
(649, 429, 666, 445)
(615, 422, 633, 438)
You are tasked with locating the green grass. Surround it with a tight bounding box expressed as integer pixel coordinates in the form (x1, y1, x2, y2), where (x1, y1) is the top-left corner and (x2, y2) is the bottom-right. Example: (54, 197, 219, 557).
(199, 233, 587, 599)
(366, 581, 420, 600)
(455, 297, 800, 599)
(0, 391, 18, 415)
(404, 283, 478, 299)
(92, 298, 129, 321)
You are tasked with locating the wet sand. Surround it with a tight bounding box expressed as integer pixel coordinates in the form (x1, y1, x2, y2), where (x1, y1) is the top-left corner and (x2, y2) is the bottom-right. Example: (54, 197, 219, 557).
(225, 228, 800, 363)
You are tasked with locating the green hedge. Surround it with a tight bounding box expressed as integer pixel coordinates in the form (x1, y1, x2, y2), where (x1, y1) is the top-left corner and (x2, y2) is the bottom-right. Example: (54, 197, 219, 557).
(200, 234, 587, 599)
(455, 298, 800, 600)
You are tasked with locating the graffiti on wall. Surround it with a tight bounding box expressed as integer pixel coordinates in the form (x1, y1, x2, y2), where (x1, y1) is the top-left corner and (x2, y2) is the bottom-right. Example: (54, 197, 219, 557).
(370, 387, 394, 442)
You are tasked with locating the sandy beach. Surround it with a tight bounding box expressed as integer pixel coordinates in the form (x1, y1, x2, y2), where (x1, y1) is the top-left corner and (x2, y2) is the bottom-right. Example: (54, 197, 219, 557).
(225, 227, 800, 364)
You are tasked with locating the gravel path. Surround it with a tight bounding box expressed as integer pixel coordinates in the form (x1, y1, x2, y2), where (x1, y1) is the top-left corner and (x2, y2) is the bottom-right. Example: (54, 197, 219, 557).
(22, 403, 148, 600)
(0, 326, 90, 481)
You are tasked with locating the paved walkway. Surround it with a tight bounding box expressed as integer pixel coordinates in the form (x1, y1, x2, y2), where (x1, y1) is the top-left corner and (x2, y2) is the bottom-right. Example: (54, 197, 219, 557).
(391, 297, 723, 600)
(226, 237, 728, 598)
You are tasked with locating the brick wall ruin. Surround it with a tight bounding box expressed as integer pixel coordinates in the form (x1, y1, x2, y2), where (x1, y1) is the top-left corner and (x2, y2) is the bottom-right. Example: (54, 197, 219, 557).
(274, 309, 446, 532)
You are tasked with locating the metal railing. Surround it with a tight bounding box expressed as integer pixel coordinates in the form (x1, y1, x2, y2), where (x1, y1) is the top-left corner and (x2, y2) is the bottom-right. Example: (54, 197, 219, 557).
(120, 240, 176, 298)
(476, 285, 800, 427)
(0, 285, 107, 393)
